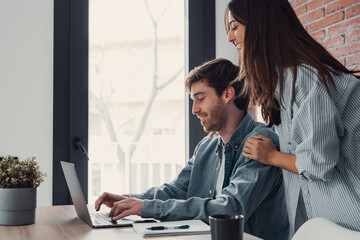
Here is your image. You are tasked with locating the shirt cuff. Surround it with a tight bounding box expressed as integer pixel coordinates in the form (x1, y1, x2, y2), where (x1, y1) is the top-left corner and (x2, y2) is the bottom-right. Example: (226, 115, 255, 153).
(295, 159, 329, 182)
(141, 199, 162, 219)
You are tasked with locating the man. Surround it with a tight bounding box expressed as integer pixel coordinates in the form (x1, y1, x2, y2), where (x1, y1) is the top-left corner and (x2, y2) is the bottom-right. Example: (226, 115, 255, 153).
(95, 58, 288, 240)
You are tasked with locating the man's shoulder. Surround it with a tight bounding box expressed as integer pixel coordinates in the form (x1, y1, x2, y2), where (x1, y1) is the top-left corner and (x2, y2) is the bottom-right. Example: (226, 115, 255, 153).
(190, 135, 219, 163)
(247, 123, 279, 143)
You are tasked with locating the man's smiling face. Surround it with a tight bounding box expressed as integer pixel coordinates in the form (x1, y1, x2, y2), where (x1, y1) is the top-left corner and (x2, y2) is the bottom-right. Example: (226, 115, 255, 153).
(190, 80, 228, 133)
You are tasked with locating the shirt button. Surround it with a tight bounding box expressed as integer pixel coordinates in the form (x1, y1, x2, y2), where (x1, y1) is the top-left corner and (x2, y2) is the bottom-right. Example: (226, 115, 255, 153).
(288, 142, 291, 145)
(235, 145, 238, 149)
(209, 190, 212, 194)
(226, 161, 229, 164)
(216, 167, 219, 171)
(304, 190, 309, 194)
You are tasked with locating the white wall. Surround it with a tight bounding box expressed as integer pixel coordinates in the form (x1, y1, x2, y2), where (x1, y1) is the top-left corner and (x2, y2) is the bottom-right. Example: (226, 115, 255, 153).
(216, 0, 238, 63)
(0, 0, 53, 206)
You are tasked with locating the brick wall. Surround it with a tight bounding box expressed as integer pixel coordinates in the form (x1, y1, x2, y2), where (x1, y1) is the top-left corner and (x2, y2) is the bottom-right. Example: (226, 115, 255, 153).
(291, 0, 360, 72)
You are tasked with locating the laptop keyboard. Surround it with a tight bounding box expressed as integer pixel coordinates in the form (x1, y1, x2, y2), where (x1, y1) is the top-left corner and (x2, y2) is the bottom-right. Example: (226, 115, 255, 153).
(90, 212, 116, 225)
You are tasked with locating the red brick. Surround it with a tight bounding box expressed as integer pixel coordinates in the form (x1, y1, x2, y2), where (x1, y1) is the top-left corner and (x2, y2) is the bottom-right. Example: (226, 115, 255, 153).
(293, 0, 308, 8)
(327, 0, 360, 14)
(347, 53, 360, 66)
(329, 42, 360, 58)
(346, 4, 360, 19)
(322, 35, 345, 48)
(295, 4, 307, 16)
(347, 29, 360, 43)
(328, 16, 360, 36)
(300, 8, 325, 24)
(308, 11, 344, 32)
(311, 30, 326, 41)
(308, 0, 335, 11)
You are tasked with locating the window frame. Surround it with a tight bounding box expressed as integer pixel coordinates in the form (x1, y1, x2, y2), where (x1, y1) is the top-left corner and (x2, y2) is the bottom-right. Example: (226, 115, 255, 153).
(53, 0, 89, 205)
(53, 0, 215, 205)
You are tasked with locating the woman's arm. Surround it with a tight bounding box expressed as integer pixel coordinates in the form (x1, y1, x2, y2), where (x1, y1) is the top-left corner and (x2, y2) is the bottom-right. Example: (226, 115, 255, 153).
(242, 135, 298, 174)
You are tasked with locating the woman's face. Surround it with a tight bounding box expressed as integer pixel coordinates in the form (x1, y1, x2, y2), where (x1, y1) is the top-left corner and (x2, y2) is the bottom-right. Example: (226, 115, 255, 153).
(227, 11, 246, 58)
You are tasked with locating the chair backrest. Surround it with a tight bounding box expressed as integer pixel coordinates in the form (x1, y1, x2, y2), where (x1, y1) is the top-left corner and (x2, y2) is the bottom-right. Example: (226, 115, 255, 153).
(292, 217, 360, 240)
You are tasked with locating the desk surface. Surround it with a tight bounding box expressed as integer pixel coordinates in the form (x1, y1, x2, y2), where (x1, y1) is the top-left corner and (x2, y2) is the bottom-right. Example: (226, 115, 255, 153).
(0, 206, 261, 240)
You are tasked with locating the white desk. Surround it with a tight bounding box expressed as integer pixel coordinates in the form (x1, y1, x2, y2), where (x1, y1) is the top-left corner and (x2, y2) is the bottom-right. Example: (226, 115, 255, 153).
(0, 206, 261, 240)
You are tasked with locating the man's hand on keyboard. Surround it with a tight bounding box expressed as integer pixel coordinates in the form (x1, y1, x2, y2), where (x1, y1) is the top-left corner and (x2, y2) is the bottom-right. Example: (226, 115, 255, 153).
(94, 192, 126, 211)
(108, 197, 143, 221)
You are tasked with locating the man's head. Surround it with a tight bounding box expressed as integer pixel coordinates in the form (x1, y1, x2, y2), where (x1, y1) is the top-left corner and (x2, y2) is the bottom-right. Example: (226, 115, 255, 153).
(185, 58, 249, 132)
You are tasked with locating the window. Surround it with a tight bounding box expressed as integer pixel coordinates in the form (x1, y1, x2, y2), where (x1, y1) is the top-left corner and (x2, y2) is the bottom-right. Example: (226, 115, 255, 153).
(53, 0, 214, 205)
(88, 0, 185, 203)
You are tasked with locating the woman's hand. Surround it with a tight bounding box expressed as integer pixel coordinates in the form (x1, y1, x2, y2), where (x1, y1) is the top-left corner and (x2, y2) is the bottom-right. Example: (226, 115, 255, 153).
(243, 135, 299, 174)
(242, 135, 277, 165)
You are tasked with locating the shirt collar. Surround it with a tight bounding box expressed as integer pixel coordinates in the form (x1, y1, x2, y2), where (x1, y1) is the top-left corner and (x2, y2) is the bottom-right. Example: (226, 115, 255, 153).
(215, 112, 255, 153)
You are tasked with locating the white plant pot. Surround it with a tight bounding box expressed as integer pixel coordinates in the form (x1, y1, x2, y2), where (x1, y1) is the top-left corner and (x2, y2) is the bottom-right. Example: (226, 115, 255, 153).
(0, 188, 37, 225)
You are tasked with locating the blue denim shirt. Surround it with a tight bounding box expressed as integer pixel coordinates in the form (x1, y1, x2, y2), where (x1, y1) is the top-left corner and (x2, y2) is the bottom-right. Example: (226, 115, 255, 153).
(128, 113, 289, 240)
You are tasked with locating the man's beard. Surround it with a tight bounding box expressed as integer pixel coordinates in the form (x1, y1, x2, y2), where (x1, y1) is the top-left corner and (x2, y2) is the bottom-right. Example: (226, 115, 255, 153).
(201, 100, 227, 133)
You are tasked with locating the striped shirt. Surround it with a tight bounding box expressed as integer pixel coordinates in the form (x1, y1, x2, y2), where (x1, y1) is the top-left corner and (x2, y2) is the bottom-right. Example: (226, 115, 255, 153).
(275, 64, 360, 238)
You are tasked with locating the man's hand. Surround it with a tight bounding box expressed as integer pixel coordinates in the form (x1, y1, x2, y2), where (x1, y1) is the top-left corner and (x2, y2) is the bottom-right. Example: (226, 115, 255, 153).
(95, 192, 126, 211)
(242, 135, 277, 165)
(109, 197, 143, 221)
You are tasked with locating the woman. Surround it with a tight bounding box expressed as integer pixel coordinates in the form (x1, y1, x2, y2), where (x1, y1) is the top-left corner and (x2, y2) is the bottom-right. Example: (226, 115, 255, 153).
(224, 0, 360, 238)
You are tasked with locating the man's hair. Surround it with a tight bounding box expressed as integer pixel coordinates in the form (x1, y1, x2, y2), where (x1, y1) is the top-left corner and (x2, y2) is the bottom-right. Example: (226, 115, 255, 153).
(185, 58, 249, 111)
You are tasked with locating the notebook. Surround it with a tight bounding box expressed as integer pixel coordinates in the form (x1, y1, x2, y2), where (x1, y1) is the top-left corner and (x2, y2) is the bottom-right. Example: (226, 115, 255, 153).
(60, 161, 156, 228)
(132, 219, 210, 237)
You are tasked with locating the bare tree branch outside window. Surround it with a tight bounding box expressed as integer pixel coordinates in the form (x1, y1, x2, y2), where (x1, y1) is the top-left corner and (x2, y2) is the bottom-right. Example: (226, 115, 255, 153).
(89, 0, 184, 193)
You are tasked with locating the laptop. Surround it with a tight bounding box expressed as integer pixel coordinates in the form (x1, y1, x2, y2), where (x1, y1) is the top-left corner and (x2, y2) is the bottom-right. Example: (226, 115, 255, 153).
(60, 161, 155, 228)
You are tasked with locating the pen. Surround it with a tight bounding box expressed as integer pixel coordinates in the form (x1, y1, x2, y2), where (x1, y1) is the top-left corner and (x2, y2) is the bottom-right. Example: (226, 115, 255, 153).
(146, 224, 190, 230)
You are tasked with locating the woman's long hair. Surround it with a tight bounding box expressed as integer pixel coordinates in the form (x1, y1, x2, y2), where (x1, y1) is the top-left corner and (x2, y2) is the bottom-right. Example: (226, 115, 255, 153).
(226, 0, 359, 126)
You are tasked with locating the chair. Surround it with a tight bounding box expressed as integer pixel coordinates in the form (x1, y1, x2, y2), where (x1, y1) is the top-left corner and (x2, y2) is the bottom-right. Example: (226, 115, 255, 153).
(292, 217, 360, 240)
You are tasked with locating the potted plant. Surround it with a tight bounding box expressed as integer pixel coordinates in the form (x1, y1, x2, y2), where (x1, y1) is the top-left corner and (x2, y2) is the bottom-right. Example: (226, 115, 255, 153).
(0, 156, 46, 225)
